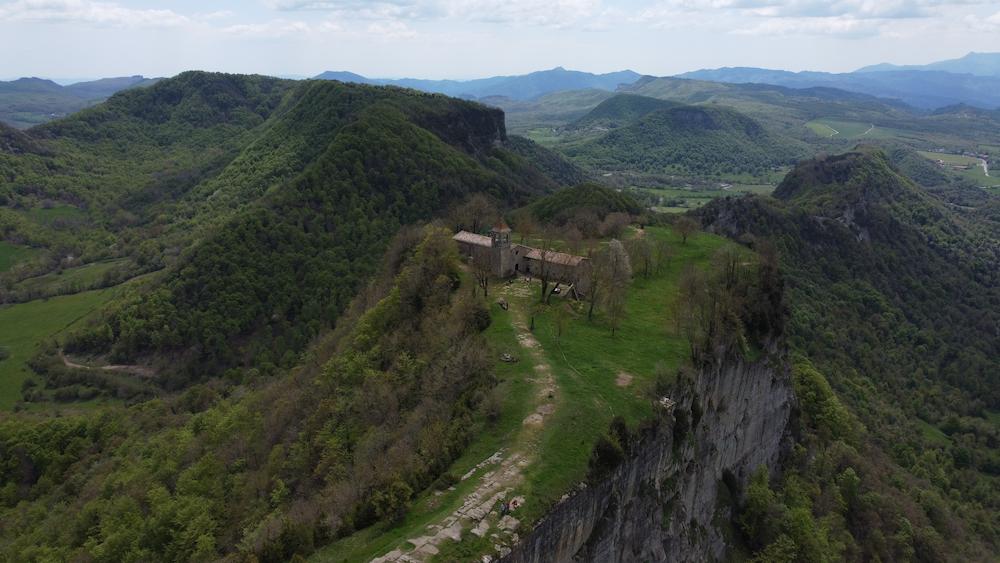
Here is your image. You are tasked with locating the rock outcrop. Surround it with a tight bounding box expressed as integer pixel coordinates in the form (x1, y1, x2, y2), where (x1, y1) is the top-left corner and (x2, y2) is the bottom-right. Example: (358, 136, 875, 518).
(501, 348, 794, 562)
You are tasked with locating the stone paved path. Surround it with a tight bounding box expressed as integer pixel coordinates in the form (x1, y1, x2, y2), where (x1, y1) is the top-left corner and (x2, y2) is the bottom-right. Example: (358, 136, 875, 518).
(371, 280, 557, 562)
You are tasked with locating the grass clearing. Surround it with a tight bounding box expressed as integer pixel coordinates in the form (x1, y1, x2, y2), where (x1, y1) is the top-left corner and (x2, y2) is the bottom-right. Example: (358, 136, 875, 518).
(984, 410, 1000, 428)
(26, 205, 86, 225)
(917, 419, 950, 446)
(805, 119, 887, 140)
(14, 258, 130, 295)
(641, 184, 776, 214)
(0, 288, 118, 410)
(806, 121, 840, 138)
(916, 151, 1000, 187)
(0, 241, 41, 273)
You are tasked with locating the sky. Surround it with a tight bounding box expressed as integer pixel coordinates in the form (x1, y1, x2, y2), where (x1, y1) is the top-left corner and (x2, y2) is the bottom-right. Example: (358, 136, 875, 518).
(1, 0, 999, 81)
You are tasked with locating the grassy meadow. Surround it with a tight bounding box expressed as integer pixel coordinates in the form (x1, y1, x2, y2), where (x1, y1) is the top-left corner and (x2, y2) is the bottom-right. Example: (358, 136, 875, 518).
(805, 118, 893, 140)
(643, 184, 776, 214)
(0, 287, 117, 410)
(916, 150, 1000, 187)
(0, 241, 41, 273)
(13, 258, 130, 295)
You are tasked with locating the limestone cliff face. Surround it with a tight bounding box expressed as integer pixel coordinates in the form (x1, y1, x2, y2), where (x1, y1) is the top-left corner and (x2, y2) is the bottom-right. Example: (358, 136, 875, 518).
(409, 102, 506, 156)
(502, 349, 794, 563)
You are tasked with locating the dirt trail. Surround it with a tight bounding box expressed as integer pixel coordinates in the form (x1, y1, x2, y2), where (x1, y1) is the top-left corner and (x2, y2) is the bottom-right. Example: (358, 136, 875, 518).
(372, 279, 558, 562)
(59, 350, 156, 378)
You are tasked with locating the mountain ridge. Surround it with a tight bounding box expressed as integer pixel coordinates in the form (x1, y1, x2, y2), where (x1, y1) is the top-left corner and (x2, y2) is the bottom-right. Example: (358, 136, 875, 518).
(314, 67, 643, 100)
(677, 66, 1000, 109)
(857, 51, 1000, 76)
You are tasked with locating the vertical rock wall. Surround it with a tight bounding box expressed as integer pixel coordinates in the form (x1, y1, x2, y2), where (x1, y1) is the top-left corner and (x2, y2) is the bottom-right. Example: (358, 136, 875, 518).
(502, 350, 794, 562)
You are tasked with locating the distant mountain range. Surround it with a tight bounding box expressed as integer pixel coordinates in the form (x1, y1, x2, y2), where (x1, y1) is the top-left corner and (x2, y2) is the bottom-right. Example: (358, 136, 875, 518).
(0, 75, 159, 128)
(679, 52, 1000, 110)
(314, 67, 642, 101)
(857, 52, 1000, 76)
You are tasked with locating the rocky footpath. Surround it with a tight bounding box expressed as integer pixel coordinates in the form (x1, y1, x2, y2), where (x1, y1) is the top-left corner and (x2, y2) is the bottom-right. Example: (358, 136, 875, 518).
(501, 347, 794, 562)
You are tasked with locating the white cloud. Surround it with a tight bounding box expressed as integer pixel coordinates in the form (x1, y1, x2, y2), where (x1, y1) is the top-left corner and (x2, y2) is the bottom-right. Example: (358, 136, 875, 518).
(265, 0, 441, 20)
(734, 15, 882, 37)
(265, 0, 607, 28)
(221, 19, 312, 38)
(660, 0, 987, 19)
(366, 20, 417, 39)
(0, 0, 190, 27)
(446, 0, 603, 27)
(963, 9, 1000, 31)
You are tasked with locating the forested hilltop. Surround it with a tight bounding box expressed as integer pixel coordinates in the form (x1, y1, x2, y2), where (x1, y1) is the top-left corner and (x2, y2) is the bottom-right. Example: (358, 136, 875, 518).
(2, 72, 564, 391)
(700, 148, 999, 560)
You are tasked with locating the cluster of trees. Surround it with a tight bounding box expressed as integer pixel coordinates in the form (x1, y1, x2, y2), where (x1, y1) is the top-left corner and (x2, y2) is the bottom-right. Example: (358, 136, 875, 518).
(0, 227, 500, 561)
(673, 243, 785, 363)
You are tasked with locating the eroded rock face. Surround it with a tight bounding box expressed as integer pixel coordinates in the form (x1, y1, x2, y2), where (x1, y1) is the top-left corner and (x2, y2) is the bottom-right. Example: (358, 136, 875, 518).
(502, 349, 794, 563)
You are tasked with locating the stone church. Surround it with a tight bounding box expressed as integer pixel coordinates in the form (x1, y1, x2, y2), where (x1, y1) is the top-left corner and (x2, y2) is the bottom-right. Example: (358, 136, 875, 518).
(453, 221, 591, 295)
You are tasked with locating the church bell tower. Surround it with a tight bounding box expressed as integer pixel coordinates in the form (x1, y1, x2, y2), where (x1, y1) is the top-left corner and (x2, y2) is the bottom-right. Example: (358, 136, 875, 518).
(490, 220, 512, 277)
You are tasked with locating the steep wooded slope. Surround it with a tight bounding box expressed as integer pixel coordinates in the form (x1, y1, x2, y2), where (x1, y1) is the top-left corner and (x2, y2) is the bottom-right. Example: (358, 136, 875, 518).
(1, 72, 565, 391)
(699, 148, 999, 560)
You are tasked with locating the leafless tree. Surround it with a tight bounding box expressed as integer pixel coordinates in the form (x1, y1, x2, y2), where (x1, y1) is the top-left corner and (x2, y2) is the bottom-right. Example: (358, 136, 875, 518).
(654, 238, 673, 274)
(537, 228, 556, 303)
(599, 212, 631, 238)
(585, 245, 607, 321)
(564, 225, 584, 256)
(601, 239, 632, 336)
(675, 216, 700, 245)
(451, 193, 497, 233)
(626, 237, 653, 278)
(473, 260, 490, 298)
(514, 211, 538, 244)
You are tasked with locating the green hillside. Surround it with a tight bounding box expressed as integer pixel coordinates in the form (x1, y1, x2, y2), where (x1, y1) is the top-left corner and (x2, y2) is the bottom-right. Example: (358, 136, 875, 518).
(563, 104, 806, 177)
(1, 72, 567, 391)
(700, 148, 1000, 560)
(529, 182, 641, 223)
(567, 93, 680, 131)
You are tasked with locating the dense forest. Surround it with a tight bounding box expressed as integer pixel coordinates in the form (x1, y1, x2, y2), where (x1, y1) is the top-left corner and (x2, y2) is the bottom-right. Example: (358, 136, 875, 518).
(1, 72, 563, 393)
(700, 148, 999, 561)
(2, 227, 500, 561)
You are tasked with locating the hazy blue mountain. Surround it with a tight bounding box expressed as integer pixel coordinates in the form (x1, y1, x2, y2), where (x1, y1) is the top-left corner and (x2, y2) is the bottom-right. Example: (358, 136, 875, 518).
(314, 67, 643, 100)
(677, 67, 1000, 109)
(63, 75, 160, 99)
(857, 52, 1000, 77)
